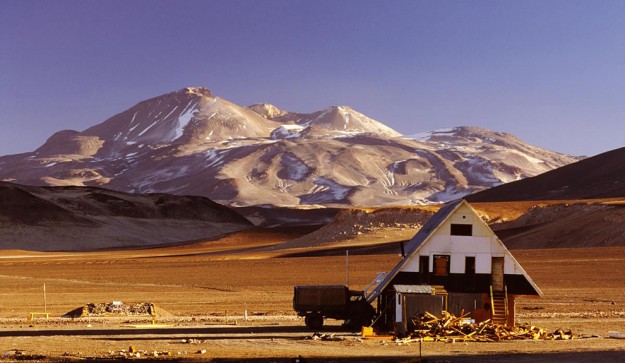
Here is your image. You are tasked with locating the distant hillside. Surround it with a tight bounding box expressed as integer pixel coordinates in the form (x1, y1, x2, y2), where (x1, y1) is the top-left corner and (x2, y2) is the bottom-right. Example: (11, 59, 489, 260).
(465, 147, 625, 248)
(467, 147, 625, 202)
(0, 181, 252, 251)
(486, 201, 625, 249)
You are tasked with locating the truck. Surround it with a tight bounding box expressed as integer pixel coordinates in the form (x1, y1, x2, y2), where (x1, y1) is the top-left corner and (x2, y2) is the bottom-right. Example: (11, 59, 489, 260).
(293, 285, 375, 330)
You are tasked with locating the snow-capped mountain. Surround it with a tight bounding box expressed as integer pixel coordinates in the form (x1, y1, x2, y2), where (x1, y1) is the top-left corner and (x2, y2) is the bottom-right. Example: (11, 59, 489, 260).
(0, 87, 579, 207)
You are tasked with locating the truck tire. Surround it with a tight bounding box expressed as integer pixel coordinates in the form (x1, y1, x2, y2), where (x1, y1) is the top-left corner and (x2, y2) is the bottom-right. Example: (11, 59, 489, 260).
(305, 313, 324, 330)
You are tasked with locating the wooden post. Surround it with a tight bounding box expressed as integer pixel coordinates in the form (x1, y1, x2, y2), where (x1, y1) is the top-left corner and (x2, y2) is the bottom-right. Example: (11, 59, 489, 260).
(419, 338, 422, 359)
(43, 284, 47, 313)
(345, 250, 349, 287)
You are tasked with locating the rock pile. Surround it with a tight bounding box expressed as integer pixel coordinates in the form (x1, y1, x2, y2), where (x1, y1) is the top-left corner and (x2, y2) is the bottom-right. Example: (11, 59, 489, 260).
(62, 301, 156, 319)
(82, 302, 155, 316)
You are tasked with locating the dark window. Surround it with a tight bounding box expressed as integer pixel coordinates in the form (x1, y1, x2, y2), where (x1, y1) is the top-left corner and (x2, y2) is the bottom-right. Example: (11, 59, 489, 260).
(451, 223, 473, 236)
(465, 256, 476, 290)
(433, 255, 450, 276)
(419, 255, 430, 283)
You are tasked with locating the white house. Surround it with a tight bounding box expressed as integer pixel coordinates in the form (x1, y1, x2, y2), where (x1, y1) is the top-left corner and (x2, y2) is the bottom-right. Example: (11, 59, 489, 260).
(365, 199, 541, 332)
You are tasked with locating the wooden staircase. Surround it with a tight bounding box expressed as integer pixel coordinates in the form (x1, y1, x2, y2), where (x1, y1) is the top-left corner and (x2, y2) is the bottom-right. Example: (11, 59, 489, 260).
(490, 286, 508, 325)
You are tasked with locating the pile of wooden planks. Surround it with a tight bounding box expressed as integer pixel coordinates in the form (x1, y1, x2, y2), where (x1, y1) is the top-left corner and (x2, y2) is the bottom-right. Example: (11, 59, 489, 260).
(405, 311, 576, 342)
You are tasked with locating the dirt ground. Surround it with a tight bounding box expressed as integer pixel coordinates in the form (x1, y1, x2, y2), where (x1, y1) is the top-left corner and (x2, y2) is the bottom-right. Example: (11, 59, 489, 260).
(1, 238, 625, 362)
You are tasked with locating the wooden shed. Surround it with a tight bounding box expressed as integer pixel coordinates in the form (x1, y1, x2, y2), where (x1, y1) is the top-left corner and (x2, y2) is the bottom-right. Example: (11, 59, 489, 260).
(365, 199, 541, 332)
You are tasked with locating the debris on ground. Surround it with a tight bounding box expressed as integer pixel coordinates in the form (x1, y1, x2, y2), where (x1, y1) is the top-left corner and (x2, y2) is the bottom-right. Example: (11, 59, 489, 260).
(3, 350, 46, 360)
(105, 348, 173, 359)
(402, 311, 578, 342)
(180, 338, 205, 344)
(304, 332, 345, 341)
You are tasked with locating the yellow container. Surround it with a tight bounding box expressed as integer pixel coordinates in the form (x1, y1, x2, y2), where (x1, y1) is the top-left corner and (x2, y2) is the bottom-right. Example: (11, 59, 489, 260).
(361, 326, 374, 337)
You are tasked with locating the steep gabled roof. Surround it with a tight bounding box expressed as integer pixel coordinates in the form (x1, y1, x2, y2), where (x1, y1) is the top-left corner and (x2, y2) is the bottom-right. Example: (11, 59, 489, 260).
(366, 199, 462, 302)
(366, 199, 541, 303)
(403, 199, 463, 256)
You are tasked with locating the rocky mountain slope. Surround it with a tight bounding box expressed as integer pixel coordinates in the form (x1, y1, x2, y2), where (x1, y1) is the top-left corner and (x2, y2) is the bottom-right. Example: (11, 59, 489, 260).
(488, 201, 625, 248)
(0, 181, 252, 251)
(467, 147, 625, 202)
(0, 87, 579, 207)
(464, 147, 625, 249)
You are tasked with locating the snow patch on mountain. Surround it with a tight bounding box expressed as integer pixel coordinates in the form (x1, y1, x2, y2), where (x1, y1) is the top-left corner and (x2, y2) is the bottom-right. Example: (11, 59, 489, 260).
(301, 177, 351, 204)
(137, 119, 159, 137)
(405, 128, 455, 142)
(205, 149, 228, 167)
(174, 100, 198, 140)
(457, 155, 501, 185)
(271, 125, 306, 139)
(279, 153, 312, 181)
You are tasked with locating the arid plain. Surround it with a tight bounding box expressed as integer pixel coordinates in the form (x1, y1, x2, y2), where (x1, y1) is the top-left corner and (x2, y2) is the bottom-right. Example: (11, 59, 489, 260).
(1, 217, 625, 362)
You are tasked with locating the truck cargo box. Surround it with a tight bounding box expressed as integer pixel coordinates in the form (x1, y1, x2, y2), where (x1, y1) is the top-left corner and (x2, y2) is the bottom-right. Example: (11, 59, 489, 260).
(293, 285, 348, 312)
(293, 285, 375, 330)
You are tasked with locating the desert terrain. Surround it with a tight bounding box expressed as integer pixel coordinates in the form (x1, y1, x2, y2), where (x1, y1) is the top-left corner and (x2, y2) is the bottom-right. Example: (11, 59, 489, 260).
(1, 223, 625, 362)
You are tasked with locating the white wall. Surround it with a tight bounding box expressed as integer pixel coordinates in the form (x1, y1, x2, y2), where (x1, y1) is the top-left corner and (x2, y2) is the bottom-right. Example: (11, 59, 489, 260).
(401, 203, 526, 276)
(395, 292, 402, 322)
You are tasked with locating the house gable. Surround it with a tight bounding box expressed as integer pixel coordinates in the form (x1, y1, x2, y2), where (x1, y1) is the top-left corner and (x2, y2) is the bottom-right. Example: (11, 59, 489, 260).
(366, 199, 541, 302)
(403, 202, 509, 275)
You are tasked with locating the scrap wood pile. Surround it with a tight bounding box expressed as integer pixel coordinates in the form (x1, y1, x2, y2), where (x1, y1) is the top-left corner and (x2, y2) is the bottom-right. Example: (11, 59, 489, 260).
(404, 311, 576, 342)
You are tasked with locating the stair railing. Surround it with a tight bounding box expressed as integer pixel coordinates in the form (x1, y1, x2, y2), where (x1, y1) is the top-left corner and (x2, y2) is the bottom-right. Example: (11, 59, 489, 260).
(489, 285, 495, 316)
(504, 285, 509, 320)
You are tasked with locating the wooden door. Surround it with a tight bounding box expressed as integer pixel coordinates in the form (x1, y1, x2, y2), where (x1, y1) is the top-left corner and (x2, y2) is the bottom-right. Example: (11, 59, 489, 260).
(491, 257, 504, 292)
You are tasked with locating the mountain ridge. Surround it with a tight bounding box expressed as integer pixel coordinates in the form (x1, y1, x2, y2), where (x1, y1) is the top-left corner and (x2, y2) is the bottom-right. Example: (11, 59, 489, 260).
(0, 86, 580, 207)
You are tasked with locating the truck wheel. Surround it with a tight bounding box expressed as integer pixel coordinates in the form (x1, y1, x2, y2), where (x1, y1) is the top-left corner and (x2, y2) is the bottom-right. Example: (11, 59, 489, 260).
(305, 313, 324, 330)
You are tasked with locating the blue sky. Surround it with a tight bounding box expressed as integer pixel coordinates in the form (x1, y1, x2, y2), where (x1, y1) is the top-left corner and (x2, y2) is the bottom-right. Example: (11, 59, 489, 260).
(2, 0, 625, 157)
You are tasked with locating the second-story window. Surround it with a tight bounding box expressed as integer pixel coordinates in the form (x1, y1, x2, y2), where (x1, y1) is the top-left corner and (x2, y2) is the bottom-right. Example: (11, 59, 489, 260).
(451, 223, 472, 236)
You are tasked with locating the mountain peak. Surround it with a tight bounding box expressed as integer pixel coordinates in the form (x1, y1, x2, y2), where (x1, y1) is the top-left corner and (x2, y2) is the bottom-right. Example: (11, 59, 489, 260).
(247, 103, 289, 119)
(305, 105, 402, 137)
(179, 87, 213, 97)
(408, 126, 514, 142)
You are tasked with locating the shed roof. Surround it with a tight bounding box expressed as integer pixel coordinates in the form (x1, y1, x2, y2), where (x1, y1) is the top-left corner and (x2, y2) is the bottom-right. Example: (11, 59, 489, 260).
(393, 285, 435, 294)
